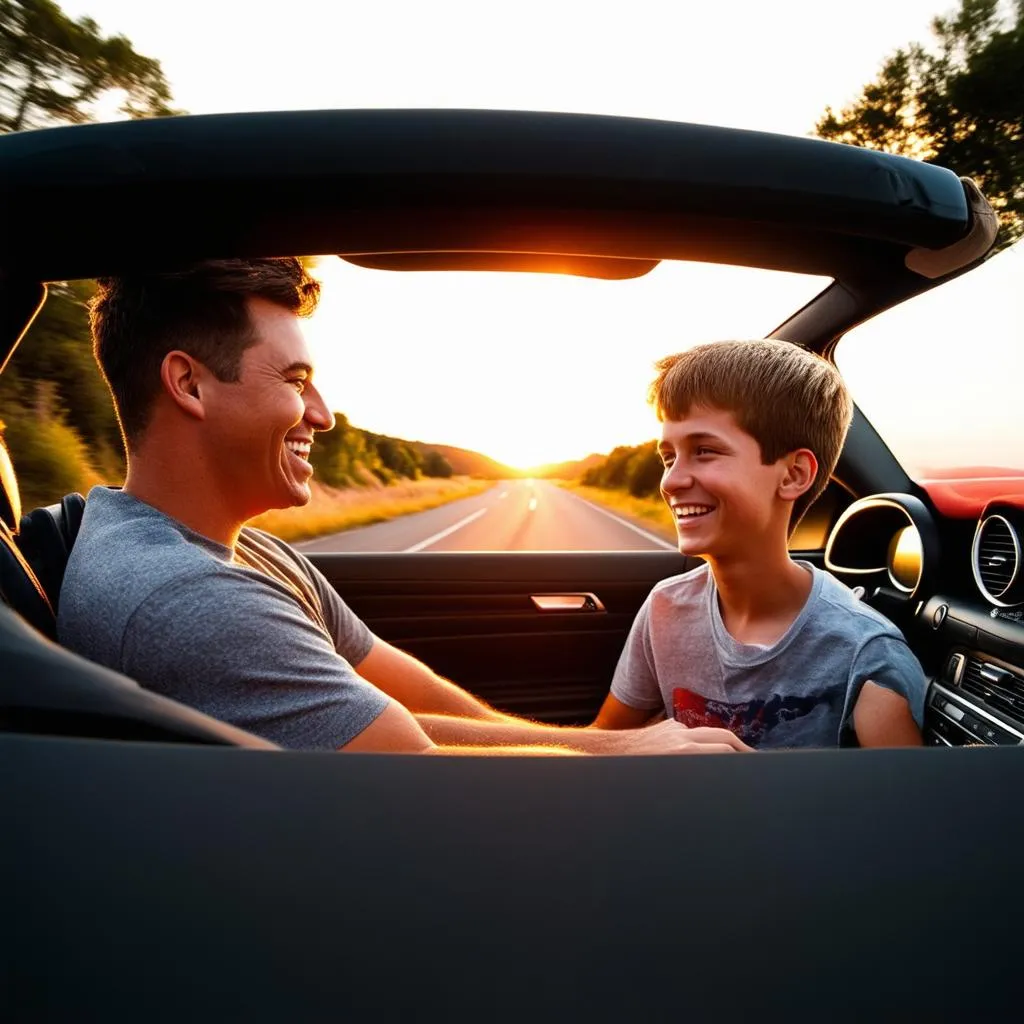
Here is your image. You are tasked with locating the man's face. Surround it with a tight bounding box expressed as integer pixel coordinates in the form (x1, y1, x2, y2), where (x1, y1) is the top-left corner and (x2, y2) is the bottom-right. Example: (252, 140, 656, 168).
(658, 405, 791, 561)
(202, 297, 334, 522)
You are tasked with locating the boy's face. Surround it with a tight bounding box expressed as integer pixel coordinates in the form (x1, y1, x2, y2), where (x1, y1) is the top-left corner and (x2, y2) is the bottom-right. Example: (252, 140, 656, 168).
(658, 405, 801, 561)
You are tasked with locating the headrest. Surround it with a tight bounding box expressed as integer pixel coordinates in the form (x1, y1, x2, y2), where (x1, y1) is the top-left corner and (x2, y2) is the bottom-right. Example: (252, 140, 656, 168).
(0, 436, 21, 530)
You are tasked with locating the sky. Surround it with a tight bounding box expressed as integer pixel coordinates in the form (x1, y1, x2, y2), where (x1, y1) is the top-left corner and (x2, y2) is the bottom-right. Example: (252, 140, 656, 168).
(56, 0, 1022, 471)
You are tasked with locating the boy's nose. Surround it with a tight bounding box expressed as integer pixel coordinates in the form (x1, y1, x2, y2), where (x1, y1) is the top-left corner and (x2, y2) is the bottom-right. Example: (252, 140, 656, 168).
(662, 465, 694, 494)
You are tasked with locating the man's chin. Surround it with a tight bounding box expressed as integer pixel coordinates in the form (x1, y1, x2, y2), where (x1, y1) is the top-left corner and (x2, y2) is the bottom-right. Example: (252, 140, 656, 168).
(284, 483, 313, 508)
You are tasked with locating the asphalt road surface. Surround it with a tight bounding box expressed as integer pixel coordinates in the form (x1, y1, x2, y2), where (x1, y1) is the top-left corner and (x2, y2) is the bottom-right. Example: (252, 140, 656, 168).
(295, 479, 678, 553)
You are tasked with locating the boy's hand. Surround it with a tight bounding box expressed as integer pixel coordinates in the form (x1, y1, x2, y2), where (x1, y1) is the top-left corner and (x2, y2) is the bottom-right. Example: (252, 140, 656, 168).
(621, 719, 753, 754)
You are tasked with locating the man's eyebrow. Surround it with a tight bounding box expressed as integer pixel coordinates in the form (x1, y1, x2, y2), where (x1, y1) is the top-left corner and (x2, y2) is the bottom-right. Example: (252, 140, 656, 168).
(280, 361, 313, 376)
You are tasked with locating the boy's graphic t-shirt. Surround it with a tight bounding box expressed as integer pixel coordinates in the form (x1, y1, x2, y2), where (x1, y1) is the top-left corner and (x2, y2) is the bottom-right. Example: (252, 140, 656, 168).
(610, 562, 927, 749)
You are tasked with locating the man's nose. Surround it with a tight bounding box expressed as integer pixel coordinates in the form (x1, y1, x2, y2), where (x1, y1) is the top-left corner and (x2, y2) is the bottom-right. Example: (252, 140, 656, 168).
(304, 384, 335, 432)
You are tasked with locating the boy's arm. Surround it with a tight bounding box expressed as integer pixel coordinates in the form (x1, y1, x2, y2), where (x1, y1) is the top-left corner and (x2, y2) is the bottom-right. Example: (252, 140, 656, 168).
(592, 693, 664, 729)
(853, 681, 923, 747)
(592, 592, 667, 729)
(848, 635, 928, 748)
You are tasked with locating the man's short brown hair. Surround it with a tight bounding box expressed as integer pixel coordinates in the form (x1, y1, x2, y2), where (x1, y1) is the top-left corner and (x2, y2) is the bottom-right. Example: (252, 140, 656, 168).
(90, 257, 321, 448)
(649, 339, 853, 529)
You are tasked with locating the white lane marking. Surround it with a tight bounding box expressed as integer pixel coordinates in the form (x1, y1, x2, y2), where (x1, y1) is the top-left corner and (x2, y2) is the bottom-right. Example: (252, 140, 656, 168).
(402, 508, 488, 553)
(528, 497, 538, 512)
(500, 491, 508, 499)
(572, 494, 678, 551)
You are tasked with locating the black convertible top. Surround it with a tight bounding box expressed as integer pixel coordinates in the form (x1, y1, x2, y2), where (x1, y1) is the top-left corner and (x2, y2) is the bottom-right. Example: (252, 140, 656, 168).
(0, 108, 970, 281)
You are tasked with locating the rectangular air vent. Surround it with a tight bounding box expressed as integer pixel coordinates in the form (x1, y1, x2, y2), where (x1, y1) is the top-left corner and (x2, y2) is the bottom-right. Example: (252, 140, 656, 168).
(960, 657, 1024, 723)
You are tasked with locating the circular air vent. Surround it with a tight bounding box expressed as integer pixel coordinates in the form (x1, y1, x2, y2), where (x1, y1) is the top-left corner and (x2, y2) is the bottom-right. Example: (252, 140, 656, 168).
(972, 515, 1021, 606)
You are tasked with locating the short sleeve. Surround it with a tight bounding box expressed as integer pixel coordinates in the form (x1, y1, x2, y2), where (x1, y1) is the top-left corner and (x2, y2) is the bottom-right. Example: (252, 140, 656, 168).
(246, 530, 375, 666)
(610, 594, 664, 711)
(845, 633, 928, 729)
(297, 553, 374, 665)
(122, 568, 389, 750)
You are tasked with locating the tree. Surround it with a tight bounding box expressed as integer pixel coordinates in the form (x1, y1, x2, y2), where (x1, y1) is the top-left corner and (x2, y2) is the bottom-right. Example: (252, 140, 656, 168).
(625, 442, 663, 499)
(421, 450, 453, 478)
(0, 0, 178, 133)
(816, 0, 1024, 246)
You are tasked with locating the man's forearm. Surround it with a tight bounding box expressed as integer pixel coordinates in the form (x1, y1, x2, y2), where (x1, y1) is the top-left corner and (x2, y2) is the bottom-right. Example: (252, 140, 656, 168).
(417, 713, 631, 753)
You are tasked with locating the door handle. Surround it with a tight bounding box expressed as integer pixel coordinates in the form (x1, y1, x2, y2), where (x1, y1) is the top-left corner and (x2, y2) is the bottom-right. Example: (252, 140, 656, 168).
(530, 593, 605, 612)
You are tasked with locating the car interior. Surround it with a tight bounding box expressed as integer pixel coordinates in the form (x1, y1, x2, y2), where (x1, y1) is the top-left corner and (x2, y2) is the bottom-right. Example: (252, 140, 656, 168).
(3, 110, 1023, 1021)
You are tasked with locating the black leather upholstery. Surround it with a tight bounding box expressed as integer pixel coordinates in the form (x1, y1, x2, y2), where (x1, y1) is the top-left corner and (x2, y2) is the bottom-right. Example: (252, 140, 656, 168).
(0, 520, 56, 639)
(18, 492, 87, 614)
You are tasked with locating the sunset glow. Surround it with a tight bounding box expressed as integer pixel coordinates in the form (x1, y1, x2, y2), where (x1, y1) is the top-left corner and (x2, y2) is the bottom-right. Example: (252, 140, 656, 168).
(303, 258, 830, 469)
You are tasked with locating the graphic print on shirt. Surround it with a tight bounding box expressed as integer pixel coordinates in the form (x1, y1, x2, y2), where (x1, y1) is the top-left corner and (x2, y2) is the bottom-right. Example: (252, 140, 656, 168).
(672, 687, 820, 747)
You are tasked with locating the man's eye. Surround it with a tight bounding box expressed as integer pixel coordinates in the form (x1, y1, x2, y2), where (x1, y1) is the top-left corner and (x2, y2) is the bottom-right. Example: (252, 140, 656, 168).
(289, 379, 307, 393)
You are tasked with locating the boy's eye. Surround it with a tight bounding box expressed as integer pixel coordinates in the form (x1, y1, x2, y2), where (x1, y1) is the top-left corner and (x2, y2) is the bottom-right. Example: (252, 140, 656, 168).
(695, 446, 716, 457)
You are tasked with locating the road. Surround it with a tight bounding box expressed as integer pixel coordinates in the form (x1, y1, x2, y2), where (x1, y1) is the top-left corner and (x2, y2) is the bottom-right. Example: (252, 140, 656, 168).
(295, 479, 678, 553)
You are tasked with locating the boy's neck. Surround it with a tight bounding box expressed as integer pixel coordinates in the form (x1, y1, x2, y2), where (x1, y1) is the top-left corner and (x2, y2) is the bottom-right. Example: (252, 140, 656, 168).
(708, 548, 813, 646)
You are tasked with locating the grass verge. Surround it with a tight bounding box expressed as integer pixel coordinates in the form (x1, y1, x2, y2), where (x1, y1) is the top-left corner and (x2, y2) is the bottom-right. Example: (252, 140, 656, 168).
(250, 476, 493, 542)
(558, 481, 677, 543)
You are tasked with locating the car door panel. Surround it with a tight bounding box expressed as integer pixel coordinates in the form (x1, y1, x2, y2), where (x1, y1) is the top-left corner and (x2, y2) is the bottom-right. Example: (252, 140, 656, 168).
(310, 550, 827, 722)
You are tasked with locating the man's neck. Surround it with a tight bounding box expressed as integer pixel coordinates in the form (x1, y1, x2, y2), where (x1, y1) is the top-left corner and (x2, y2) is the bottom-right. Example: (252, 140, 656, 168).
(707, 544, 812, 646)
(124, 456, 242, 551)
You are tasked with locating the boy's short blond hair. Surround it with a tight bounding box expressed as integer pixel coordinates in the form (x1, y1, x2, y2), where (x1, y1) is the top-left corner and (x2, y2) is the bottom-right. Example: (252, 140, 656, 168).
(649, 340, 853, 530)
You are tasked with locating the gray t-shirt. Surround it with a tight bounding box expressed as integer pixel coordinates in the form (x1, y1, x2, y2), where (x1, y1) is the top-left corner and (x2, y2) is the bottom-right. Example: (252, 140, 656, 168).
(611, 562, 927, 749)
(58, 487, 389, 750)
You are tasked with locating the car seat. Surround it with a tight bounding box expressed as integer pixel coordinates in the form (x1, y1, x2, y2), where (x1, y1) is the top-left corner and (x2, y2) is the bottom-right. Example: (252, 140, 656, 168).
(18, 490, 87, 616)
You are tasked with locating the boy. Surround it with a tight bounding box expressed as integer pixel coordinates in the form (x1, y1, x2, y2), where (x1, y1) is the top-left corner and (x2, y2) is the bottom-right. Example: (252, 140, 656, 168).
(593, 340, 926, 749)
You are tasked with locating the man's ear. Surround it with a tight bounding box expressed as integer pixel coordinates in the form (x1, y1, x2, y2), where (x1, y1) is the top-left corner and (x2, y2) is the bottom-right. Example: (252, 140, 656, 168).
(160, 351, 206, 420)
(778, 449, 818, 502)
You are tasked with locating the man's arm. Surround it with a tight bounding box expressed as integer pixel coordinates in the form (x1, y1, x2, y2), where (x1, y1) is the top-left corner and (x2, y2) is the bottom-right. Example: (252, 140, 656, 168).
(591, 693, 663, 730)
(354, 638, 510, 721)
(853, 681, 923, 747)
(416, 712, 750, 754)
(341, 701, 580, 756)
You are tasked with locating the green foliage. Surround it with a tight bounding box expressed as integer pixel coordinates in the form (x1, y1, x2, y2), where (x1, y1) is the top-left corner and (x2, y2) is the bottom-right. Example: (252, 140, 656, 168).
(421, 450, 454, 478)
(0, 281, 123, 506)
(309, 416, 429, 489)
(5, 281, 123, 456)
(373, 435, 421, 481)
(816, 0, 1024, 246)
(0, 0, 179, 132)
(582, 440, 664, 500)
(1, 391, 99, 509)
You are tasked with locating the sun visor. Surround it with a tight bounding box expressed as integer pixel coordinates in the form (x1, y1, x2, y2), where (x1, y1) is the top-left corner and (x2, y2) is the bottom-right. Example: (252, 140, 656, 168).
(905, 178, 999, 279)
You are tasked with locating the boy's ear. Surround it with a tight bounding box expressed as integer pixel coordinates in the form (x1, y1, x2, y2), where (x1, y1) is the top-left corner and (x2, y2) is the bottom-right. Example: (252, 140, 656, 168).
(778, 449, 818, 501)
(160, 350, 207, 421)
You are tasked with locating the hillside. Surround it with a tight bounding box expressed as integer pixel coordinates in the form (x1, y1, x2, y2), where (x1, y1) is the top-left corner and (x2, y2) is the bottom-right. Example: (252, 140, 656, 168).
(407, 441, 518, 480)
(529, 453, 605, 480)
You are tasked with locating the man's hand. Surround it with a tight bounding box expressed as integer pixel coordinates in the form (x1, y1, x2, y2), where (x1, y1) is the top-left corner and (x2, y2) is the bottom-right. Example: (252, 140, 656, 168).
(617, 719, 752, 754)
(415, 712, 752, 754)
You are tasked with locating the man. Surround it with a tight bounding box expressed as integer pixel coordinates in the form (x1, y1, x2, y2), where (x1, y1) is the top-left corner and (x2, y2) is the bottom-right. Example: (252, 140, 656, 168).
(59, 258, 748, 755)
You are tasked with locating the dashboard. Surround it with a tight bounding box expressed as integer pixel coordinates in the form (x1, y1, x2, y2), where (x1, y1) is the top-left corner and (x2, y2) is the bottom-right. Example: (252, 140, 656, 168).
(825, 493, 1024, 747)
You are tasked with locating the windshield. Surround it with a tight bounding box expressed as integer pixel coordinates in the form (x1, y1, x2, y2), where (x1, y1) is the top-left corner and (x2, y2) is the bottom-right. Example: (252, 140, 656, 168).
(835, 239, 1024, 482)
(304, 258, 830, 469)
